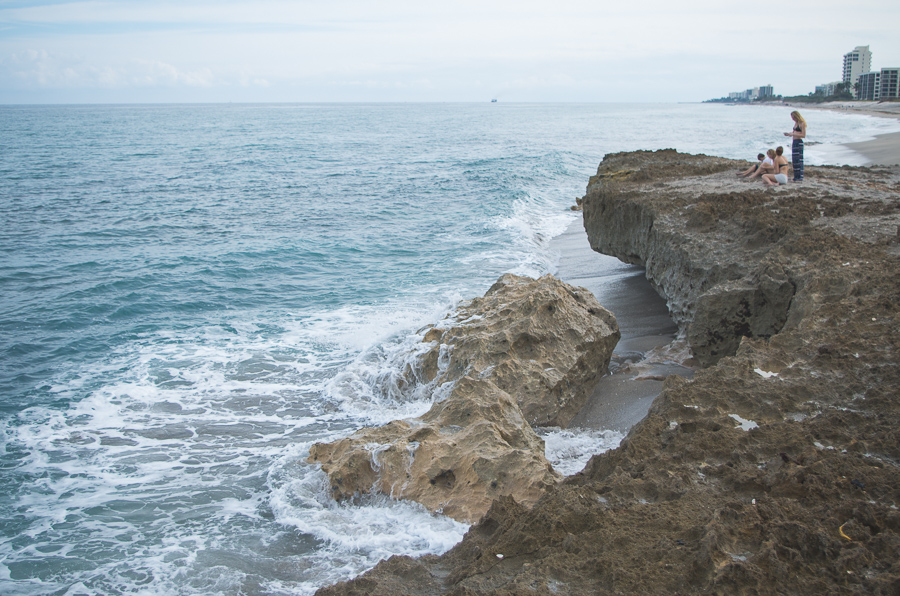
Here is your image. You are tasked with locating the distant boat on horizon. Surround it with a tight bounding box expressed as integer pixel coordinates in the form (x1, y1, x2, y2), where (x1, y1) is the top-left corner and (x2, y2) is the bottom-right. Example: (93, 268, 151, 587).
(491, 99, 498, 103)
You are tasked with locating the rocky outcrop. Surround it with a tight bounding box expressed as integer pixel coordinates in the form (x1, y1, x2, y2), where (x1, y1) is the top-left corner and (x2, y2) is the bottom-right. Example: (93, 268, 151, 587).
(582, 149, 799, 366)
(417, 273, 620, 428)
(308, 274, 619, 523)
(316, 151, 900, 595)
(308, 376, 562, 523)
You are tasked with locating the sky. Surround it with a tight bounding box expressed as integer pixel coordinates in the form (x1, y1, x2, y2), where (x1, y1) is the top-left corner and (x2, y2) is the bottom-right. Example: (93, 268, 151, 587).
(1, 0, 899, 104)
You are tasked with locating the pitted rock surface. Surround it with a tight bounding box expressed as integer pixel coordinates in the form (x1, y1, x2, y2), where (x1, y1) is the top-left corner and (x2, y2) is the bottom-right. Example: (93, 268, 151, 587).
(418, 273, 620, 428)
(308, 274, 619, 523)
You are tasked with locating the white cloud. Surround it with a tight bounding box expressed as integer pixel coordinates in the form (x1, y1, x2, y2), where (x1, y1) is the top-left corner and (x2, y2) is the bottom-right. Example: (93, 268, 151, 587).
(1, 49, 216, 89)
(1, 0, 899, 102)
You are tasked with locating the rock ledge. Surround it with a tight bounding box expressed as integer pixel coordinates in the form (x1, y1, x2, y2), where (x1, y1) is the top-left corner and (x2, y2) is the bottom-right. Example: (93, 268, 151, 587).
(316, 151, 900, 595)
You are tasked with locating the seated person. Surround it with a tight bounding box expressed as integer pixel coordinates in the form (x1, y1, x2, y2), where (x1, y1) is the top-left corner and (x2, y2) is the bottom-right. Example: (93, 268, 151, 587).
(746, 149, 776, 180)
(738, 153, 766, 177)
(762, 146, 791, 187)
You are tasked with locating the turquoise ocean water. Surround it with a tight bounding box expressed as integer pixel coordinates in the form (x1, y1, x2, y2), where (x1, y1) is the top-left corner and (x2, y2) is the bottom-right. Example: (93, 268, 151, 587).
(1, 103, 898, 595)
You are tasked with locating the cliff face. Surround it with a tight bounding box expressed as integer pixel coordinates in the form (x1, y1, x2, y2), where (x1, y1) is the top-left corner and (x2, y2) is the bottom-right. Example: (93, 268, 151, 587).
(317, 151, 900, 595)
(582, 149, 799, 366)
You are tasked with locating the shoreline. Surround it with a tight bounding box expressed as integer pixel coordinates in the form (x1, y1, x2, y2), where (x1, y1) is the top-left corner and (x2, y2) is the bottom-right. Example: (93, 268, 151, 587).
(783, 100, 900, 166)
(843, 130, 900, 166)
(550, 221, 692, 432)
(319, 150, 900, 594)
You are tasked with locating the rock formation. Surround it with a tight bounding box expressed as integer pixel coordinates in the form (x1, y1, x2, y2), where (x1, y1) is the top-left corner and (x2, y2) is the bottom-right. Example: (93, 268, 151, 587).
(316, 151, 900, 595)
(308, 274, 620, 523)
(417, 273, 620, 428)
(582, 149, 798, 366)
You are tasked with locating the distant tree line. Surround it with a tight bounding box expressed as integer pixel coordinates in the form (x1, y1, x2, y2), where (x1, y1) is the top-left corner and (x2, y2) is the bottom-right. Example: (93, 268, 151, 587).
(705, 82, 855, 104)
(781, 82, 854, 103)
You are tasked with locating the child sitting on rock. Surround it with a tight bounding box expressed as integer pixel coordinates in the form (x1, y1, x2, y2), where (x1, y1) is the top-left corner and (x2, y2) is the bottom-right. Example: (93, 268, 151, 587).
(737, 153, 766, 177)
(744, 150, 775, 180)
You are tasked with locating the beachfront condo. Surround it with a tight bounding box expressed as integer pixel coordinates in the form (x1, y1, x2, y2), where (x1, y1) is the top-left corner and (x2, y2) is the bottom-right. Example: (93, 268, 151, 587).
(843, 45, 872, 98)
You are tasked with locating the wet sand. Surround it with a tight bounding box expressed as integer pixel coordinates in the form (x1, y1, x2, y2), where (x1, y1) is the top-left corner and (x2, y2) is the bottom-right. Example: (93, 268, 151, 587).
(551, 220, 693, 432)
(788, 101, 900, 166)
(844, 130, 900, 166)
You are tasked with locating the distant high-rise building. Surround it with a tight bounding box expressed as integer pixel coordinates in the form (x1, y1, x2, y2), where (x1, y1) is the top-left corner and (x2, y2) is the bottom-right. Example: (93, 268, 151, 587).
(854, 68, 898, 101)
(843, 46, 872, 97)
(724, 85, 774, 101)
(857, 72, 881, 101)
(880, 68, 900, 99)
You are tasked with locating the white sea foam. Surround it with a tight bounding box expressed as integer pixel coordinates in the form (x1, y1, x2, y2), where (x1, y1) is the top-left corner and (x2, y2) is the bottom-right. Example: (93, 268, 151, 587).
(540, 427, 625, 476)
(322, 315, 448, 426)
(267, 447, 469, 592)
(494, 195, 579, 278)
(0, 303, 470, 595)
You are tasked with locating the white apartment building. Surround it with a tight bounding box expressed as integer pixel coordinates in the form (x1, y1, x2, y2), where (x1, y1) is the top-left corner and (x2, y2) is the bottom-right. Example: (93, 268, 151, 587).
(843, 46, 872, 97)
(855, 68, 899, 101)
(880, 68, 900, 99)
(727, 86, 774, 101)
(857, 72, 880, 101)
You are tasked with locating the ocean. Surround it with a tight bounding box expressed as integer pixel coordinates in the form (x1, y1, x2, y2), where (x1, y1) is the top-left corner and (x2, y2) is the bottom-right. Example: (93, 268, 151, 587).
(2, 102, 898, 595)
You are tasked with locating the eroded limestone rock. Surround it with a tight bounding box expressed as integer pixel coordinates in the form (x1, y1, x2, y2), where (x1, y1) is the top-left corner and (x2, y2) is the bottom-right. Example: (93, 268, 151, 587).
(308, 274, 620, 523)
(315, 152, 900, 596)
(418, 273, 620, 428)
(308, 377, 561, 523)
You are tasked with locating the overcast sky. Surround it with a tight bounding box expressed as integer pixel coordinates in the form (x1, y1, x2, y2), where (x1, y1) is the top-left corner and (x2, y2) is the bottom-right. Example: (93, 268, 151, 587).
(1, 0, 899, 104)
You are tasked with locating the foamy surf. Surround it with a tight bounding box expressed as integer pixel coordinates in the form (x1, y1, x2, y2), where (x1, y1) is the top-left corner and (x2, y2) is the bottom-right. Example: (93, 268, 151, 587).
(2, 102, 887, 595)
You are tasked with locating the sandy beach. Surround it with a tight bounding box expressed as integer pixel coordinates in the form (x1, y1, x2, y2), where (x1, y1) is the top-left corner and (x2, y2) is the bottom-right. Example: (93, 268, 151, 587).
(787, 100, 900, 166)
(551, 221, 691, 432)
(844, 130, 900, 165)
